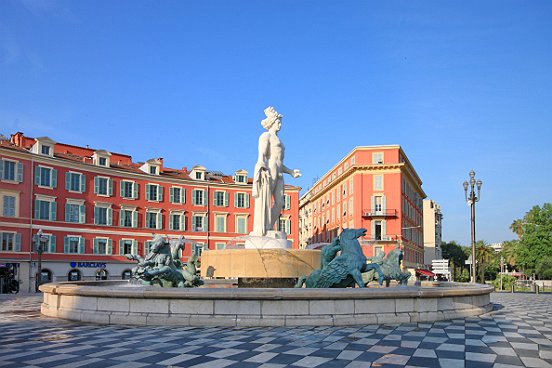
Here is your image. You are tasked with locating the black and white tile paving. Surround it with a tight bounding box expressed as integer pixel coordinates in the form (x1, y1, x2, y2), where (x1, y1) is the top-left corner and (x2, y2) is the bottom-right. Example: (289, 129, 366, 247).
(0, 292, 551, 367)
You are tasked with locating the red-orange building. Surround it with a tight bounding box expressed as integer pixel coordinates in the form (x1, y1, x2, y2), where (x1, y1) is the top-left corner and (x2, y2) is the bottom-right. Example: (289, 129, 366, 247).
(299, 145, 426, 273)
(0, 132, 299, 292)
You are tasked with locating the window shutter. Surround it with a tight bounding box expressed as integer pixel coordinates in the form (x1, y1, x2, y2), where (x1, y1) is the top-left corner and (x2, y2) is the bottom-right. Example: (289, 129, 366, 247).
(80, 174, 86, 192)
(158, 186, 163, 202)
(79, 205, 86, 223)
(202, 190, 206, 205)
(180, 214, 185, 231)
(50, 202, 56, 221)
(34, 199, 39, 219)
(181, 189, 185, 204)
(93, 238, 98, 254)
(49, 235, 56, 253)
(224, 192, 229, 207)
(94, 207, 98, 225)
(107, 239, 113, 255)
(94, 176, 99, 194)
(170, 187, 175, 203)
(65, 203, 70, 222)
(120, 182, 125, 197)
(133, 182, 138, 199)
(371, 196, 375, 212)
(64, 236, 69, 253)
(382, 220, 387, 240)
(234, 193, 238, 207)
(192, 190, 197, 205)
(157, 212, 162, 229)
(119, 240, 124, 255)
(371, 221, 375, 240)
(169, 213, 174, 230)
(107, 207, 112, 226)
(79, 237, 85, 254)
(52, 169, 57, 188)
(146, 184, 151, 200)
(108, 178, 113, 196)
(120, 210, 124, 226)
(133, 211, 138, 228)
(0, 159, 3, 178)
(35, 167, 40, 185)
(203, 215, 208, 232)
(17, 162, 23, 182)
(65, 172, 70, 190)
(15, 233, 21, 252)
(132, 240, 138, 255)
(382, 196, 387, 212)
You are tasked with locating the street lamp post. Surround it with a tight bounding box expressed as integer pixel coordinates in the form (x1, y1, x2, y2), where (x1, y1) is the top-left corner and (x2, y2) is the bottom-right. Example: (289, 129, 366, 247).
(463, 170, 482, 283)
(34, 229, 49, 291)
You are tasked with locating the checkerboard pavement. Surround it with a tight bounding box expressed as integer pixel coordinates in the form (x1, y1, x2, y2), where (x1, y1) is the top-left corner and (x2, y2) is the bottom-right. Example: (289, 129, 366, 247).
(1, 292, 551, 367)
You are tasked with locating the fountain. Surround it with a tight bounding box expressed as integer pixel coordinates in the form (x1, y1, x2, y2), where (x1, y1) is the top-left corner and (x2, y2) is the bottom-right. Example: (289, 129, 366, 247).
(40, 107, 493, 327)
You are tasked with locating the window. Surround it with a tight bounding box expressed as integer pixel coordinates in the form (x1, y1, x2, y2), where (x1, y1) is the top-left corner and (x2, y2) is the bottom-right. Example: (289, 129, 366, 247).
(235, 174, 247, 183)
(236, 215, 248, 234)
(150, 166, 157, 175)
(119, 239, 137, 255)
(215, 214, 226, 232)
(234, 192, 249, 208)
(3, 195, 16, 217)
(99, 157, 107, 166)
(193, 243, 204, 256)
(41, 145, 51, 155)
(65, 172, 85, 192)
(169, 212, 185, 231)
(170, 187, 185, 204)
(374, 196, 383, 213)
(64, 236, 84, 254)
(34, 197, 56, 221)
(278, 218, 291, 235)
(192, 214, 206, 231)
(374, 175, 383, 191)
(146, 210, 162, 229)
(373, 152, 384, 164)
(120, 180, 137, 199)
(35, 166, 57, 188)
(372, 220, 386, 241)
(93, 238, 112, 255)
(120, 208, 137, 228)
(1, 232, 21, 251)
(192, 189, 205, 206)
(65, 201, 85, 223)
(284, 194, 291, 210)
(213, 191, 228, 207)
(146, 184, 163, 201)
(94, 204, 112, 226)
(216, 243, 225, 250)
(35, 234, 56, 253)
(1, 159, 23, 182)
(195, 172, 202, 180)
(350, 178, 354, 194)
(94, 176, 113, 196)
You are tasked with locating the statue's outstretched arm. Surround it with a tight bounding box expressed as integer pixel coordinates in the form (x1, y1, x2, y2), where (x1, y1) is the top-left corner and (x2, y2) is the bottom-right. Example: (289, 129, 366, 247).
(282, 164, 301, 178)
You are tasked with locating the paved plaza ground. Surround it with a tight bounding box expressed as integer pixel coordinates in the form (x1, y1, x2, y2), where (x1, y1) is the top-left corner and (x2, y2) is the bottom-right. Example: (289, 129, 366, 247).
(0, 292, 551, 368)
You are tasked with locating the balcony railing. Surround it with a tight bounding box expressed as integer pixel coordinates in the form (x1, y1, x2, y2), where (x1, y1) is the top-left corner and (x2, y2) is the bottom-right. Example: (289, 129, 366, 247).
(362, 209, 397, 218)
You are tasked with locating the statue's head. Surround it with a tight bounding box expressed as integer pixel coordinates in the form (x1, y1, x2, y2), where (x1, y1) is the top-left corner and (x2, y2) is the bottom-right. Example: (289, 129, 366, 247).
(340, 228, 367, 240)
(261, 106, 283, 130)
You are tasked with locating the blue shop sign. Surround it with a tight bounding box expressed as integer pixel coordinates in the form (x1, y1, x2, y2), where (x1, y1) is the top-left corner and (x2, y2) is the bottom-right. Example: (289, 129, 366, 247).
(70, 262, 107, 268)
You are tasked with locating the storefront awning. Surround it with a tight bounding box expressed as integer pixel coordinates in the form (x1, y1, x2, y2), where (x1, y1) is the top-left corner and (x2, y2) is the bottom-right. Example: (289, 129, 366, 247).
(416, 269, 435, 277)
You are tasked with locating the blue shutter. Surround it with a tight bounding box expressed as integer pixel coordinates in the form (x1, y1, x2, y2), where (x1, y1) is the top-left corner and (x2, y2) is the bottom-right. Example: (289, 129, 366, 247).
(93, 238, 98, 254)
(64, 236, 69, 253)
(79, 205, 86, 223)
(49, 235, 56, 253)
(108, 178, 113, 196)
(107, 208, 112, 226)
(65, 172, 70, 190)
(133, 211, 138, 228)
(94, 207, 98, 224)
(17, 162, 23, 182)
(79, 237, 85, 254)
(107, 239, 113, 255)
(158, 186, 163, 202)
(170, 187, 175, 203)
(246, 194, 250, 208)
(80, 174, 86, 192)
(65, 203, 70, 222)
(50, 202, 56, 221)
(94, 176, 99, 194)
(52, 169, 57, 188)
(15, 233, 21, 252)
(133, 182, 138, 199)
(146, 184, 151, 200)
(35, 167, 40, 185)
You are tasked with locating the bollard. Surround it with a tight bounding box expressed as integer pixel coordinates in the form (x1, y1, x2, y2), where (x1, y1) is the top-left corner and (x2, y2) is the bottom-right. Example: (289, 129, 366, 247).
(536, 284, 540, 295)
(511, 284, 515, 293)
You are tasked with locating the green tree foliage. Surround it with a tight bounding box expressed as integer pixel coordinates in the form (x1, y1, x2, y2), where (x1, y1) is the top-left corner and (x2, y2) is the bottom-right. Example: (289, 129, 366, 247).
(500, 240, 520, 270)
(513, 203, 552, 276)
(492, 275, 517, 291)
(475, 241, 495, 283)
(509, 219, 524, 239)
(535, 257, 552, 280)
(441, 241, 468, 281)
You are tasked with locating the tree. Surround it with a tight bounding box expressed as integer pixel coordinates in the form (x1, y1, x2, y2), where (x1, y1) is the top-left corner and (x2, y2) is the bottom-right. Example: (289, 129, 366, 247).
(500, 240, 520, 270)
(513, 203, 552, 276)
(509, 219, 524, 239)
(441, 241, 468, 281)
(475, 241, 495, 283)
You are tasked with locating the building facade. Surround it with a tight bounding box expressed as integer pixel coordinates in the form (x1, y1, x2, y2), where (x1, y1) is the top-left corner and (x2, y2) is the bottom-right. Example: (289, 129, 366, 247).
(299, 145, 426, 272)
(0, 132, 300, 292)
(423, 199, 443, 266)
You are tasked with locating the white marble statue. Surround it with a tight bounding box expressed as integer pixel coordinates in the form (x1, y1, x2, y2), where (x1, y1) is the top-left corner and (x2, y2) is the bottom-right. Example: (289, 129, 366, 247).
(251, 106, 301, 237)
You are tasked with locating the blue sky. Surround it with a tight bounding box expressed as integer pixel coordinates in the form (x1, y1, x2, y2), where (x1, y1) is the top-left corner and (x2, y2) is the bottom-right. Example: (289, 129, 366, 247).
(1, 0, 551, 245)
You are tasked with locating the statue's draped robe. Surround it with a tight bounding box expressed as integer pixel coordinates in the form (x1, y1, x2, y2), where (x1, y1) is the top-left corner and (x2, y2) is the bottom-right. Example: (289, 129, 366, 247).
(252, 164, 271, 236)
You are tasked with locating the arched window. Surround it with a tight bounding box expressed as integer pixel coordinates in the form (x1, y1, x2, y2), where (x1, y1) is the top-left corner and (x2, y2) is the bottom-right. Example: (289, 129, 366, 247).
(67, 269, 81, 281)
(95, 269, 108, 280)
(40, 269, 52, 283)
(121, 269, 132, 280)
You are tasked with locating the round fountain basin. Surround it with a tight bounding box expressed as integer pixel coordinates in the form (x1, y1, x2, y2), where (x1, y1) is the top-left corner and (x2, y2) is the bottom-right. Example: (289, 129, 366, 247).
(40, 281, 493, 327)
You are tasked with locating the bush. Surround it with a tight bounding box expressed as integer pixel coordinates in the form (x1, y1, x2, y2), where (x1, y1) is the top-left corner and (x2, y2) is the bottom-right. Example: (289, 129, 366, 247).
(492, 275, 517, 291)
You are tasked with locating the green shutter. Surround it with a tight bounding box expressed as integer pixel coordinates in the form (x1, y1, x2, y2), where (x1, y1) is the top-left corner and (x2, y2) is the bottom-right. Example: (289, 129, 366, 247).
(34, 199, 39, 219)
(15, 233, 21, 252)
(224, 192, 229, 207)
(94, 207, 98, 224)
(132, 240, 137, 255)
(181, 188, 185, 204)
(65, 203, 70, 222)
(108, 178, 113, 196)
(52, 169, 57, 188)
(79, 237, 85, 254)
(133, 211, 138, 228)
(119, 240, 123, 255)
(79, 205, 86, 223)
(133, 182, 138, 199)
(192, 189, 196, 205)
(80, 174, 86, 192)
(35, 167, 40, 185)
(120, 181, 125, 197)
(107, 207, 112, 226)
(246, 194, 250, 208)
(169, 214, 174, 230)
(180, 214, 185, 231)
(204, 215, 208, 232)
(146, 184, 151, 200)
(0, 159, 3, 178)
(49, 235, 56, 253)
(158, 186, 163, 202)
(64, 236, 69, 253)
(170, 187, 175, 203)
(65, 172, 70, 190)
(94, 176, 99, 194)
(120, 210, 124, 226)
(17, 162, 23, 182)
(234, 193, 238, 207)
(50, 202, 56, 221)
(157, 212, 162, 229)
(93, 238, 98, 254)
(107, 239, 113, 255)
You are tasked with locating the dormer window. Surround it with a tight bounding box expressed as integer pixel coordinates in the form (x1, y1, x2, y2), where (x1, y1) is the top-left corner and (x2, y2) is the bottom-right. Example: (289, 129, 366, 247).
(150, 166, 158, 175)
(99, 157, 107, 166)
(31, 137, 56, 157)
(195, 172, 202, 180)
(41, 145, 51, 155)
(234, 170, 248, 184)
(139, 158, 161, 176)
(92, 150, 111, 167)
(190, 165, 206, 181)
